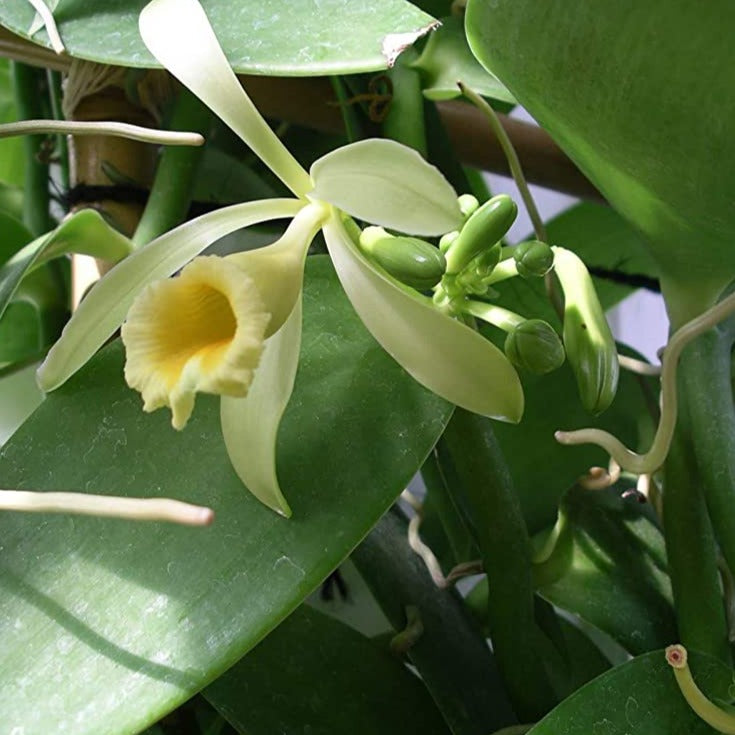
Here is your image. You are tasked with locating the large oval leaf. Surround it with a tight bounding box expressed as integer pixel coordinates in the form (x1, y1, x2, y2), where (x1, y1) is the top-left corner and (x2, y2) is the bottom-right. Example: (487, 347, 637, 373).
(204, 605, 451, 735)
(0, 0, 436, 75)
(0, 256, 451, 735)
(528, 649, 733, 734)
(466, 0, 735, 308)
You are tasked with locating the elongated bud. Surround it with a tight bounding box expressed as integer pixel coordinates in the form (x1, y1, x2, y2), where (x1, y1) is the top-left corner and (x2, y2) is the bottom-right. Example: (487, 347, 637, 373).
(444, 194, 517, 274)
(514, 240, 554, 278)
(553, 247, 619, 414)
(504, 319, 565, 374)
(360, 226, 446, 290)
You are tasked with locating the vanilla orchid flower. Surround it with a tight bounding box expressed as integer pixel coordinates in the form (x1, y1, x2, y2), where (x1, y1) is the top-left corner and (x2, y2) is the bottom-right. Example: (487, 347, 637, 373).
(38, 0, 524, 516)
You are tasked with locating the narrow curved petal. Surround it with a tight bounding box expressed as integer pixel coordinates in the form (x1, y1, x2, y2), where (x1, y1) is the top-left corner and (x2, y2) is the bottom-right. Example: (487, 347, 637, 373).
(122, 256, 271, 430)
(37, 198, 303, 392)
(221, 298, 303, 517)
(310, 139, 463, 236)
(139, 0, 312, 198)
(323, 215, 524, 422)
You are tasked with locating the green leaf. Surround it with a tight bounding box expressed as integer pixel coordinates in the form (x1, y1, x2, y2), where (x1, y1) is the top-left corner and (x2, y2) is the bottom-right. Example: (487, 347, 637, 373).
(0, 255, 451, 734)
(312, 139, 463, 236)
(538, 486, 677, 655)
(528, 649, 733, 734)
(0, 0, 437, 75)
(465, 0, 735, 311)
(323, 215, 523, 422)
(37, 198, 303, 392)
(0, 209, 32, 265)
(0, 301, 42, 362)
(204, 605, 451, 735)
(413, 16, 515, 104)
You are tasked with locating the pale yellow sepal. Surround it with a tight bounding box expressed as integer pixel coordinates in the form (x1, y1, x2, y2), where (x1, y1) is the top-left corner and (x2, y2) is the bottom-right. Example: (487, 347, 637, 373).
(139, 0, 311, 197)
(323, 214, 524, 422)
(122, 256, 270, 429)
(221, 299, 303, 517)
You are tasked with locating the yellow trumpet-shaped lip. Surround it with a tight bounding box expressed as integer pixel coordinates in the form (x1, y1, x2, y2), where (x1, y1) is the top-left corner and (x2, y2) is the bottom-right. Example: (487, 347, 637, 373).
(121, 255, 271, 430)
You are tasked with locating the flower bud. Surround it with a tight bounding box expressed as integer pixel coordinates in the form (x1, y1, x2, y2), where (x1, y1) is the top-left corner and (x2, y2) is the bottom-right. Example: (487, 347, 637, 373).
(504, 319, 565, 375)
(439, 230, 459, 254)
(553, 247, 619, 414)
(444, 194, 517, 274)
(360, 228, 446, 290)
(514, 240, 554, 278)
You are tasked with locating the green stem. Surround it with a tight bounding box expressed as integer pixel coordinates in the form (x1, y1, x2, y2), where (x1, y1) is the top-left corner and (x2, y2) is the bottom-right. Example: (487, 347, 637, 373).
(352, 509, 517, 735)
(463, 299, 525, 332)
(663, 359, 731, 664)
(132, 89, 211, 247)
(328, 76, 362, 143)
(459, 84, 545, 243)
(440, 409, 557, 720)
(678, 325, 735, 609)
(12, 62, 52, 237)
(383, 49, 427, 157)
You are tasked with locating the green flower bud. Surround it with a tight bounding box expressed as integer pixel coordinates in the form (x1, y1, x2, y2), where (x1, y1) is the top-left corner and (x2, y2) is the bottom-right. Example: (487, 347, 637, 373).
(458, 194, 479, 218)
(514, 240, 554, 278)
(360, 227, 446, 290)
(553, 247, 619, 414)
(504, 319, 565, 375)
(444, 194, 517, 275)
(439, 230, 459, 254)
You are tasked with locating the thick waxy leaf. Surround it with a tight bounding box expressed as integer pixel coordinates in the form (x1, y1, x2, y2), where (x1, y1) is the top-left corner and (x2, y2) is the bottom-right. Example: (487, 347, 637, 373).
(528, 649, 734, 735)
(204, 605, 451, 735)
(0, 0, 436, 75)
(0, 255, 451, 735)
(412, 16, 514, 103)
(538, 486, 677, 655)
(37, 198, 303, 392)
(311, 140, 463, 236)
(221, 301, 302, 517)
(466, 0, 735, 311)
(323, 215, 523, 422)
